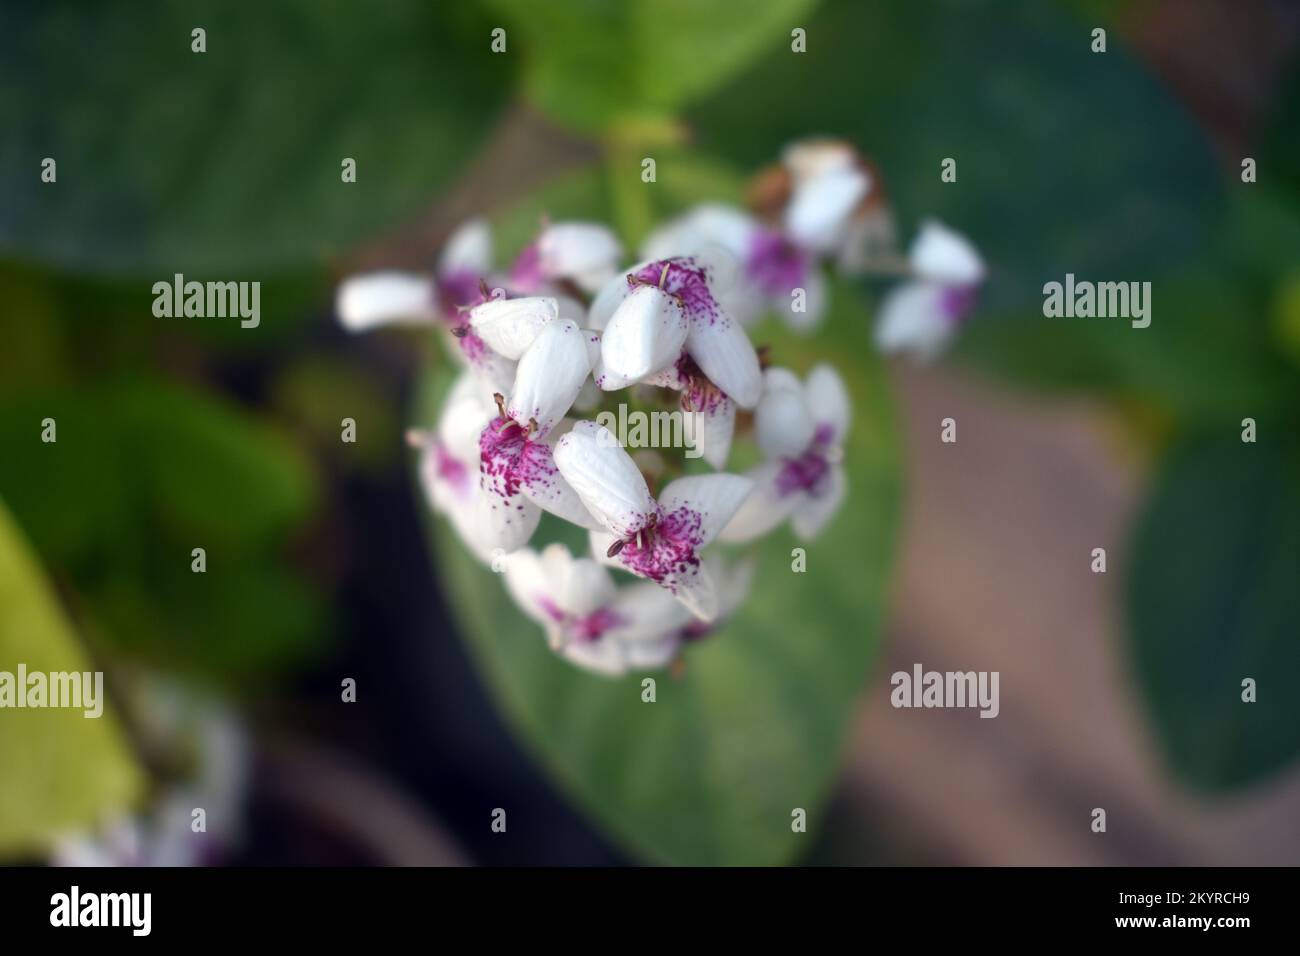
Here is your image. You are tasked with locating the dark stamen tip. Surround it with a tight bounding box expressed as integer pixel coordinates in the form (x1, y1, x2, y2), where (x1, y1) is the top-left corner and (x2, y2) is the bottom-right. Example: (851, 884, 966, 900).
(606, 539, 627, 558)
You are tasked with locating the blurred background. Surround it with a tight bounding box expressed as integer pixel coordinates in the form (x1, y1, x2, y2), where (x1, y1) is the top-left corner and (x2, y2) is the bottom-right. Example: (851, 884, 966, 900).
(2, 0, 1299, 865)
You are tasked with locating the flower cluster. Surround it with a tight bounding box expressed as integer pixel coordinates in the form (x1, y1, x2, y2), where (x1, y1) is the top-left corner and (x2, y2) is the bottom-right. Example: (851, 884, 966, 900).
(337, 139, 982, 676)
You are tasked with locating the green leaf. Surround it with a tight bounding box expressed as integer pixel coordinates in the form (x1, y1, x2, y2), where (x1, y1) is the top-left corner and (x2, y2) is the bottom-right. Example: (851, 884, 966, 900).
(487, 0, 819, 132)
(0, 0, 513, 275)
(0, 381, 326, 677)
(0, 499, 145, 855)
(689, 0, 1229, 391)
(1127, 432, 1300, 791)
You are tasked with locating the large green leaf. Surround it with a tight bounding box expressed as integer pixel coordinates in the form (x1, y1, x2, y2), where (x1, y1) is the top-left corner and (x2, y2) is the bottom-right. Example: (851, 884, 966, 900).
(486, 0, 819, 132)
(0, 0, 512, 274)
(0, 500, 145, 855)
(689, 0, 1232, 397)
(1127, 432, 1300, 791)
(0, 381, 326, 677)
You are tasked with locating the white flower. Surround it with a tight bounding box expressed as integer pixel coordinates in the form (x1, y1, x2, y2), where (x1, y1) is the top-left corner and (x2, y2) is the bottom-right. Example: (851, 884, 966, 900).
(335, 218, 491, 332)
(553, 421, 753, 620)
(468, 293, 558, 360)
(874, 219, 984, 361)
(408, 371, 498, 562)
(641, 203, 829, 331)
(594, 258, 762, 409)
(477, 323, 603, 551)
(502, 544, 692, 676)
(510, 221, 624, 295)
(720, 364, 850, 543)
(781, 140, 871, 256)
(676, 554, 755, 643)
(52, 685, 248, 867)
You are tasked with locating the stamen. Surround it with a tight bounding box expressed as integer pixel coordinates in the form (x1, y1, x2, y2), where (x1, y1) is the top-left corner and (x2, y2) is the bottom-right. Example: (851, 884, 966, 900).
(493, 392, 507, 419)
(451, 324, 470, 337)
(478, 277, 491, 299)
(526, 417, 538, 437)
(658, 263, 671, 289)
(606, 538, 627, 558)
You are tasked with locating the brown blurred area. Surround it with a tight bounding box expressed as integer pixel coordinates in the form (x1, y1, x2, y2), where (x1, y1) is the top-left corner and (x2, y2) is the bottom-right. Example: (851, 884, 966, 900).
(353, 0, 1300, 864)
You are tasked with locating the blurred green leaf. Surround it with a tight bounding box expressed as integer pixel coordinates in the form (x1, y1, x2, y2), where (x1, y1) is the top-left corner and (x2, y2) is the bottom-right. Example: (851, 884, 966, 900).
(0, 0, 513, 274)
(1127, 431, 1300, 791)
(0, 499, 145, 855)
(690, 0, 1234, 394)
(0, 381, 326, 677)
(487, 0, 819, 132)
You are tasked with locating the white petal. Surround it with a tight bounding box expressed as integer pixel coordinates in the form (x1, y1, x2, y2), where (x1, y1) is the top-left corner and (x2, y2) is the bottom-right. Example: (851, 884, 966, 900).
(762, 366, 803, 394)
(685, 311, 762, 408)
(477, 488, 541, 552)
(507, 320, 591, 437)
(755, 384, 815, 459)
(620, 633, 681, 669)
(586, 272, 631, 332)
(559, 637, 629, 677)
(538, 222, 623, 293)
(804, 363, 852, 446)
(782, 138, 858, 181)
(668, 560, 717, 621)
(717, 460, 800, 543)
(682, 397, 736, 469)
(517, 437, 604, 530)
(873, 282, 954, 361)
(541, 543, 616, 618)
(438, 217, 493, 278)
(601, 284, 690, 382)
(792, 464, 846, 541)
(658, 472, 755, 548)
(469, 296, 558, 360)
(553, 421, 655, 538)
(783, 166, 869, 253)
(438, 371, 494, 462)
(605, 582, 694, 644)
(336, 272, 436, 332)
(502, 548, 556, 627)
(909, 220, 985, 285)
(704, 554, 756, 621)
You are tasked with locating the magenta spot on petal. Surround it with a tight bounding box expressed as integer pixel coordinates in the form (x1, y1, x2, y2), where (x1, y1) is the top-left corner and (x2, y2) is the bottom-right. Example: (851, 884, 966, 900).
(745, 228, 810, 297)
(572, 607, 625, 642)
(775, 450, 830, 498)
(509, 242, 544, 291)
(618, 506, 705, 592)
(480, 417, 528, 499)
(438, 267, 485, 320)
(631, 258, 721, 326)
(433, 439, 470, 496)
(939, 284, 979, 325)
(812, 423, 835, 448)
(458, 328, 491, 364)
(535, 594, 566, 624)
